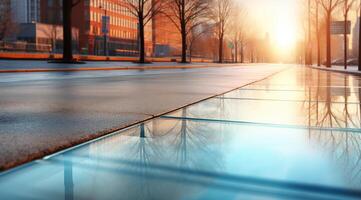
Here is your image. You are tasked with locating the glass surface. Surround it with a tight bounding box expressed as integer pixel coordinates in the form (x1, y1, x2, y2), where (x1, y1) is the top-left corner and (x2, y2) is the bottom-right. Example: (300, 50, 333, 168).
(222, 89, 361, 103)
(1, 67, 361, 200)
(0, 118, 360, 200)
(167, 98, 361, 129)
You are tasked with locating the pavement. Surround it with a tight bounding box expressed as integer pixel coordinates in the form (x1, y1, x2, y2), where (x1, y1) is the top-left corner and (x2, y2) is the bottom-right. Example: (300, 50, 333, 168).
(0, 62, 288, 171)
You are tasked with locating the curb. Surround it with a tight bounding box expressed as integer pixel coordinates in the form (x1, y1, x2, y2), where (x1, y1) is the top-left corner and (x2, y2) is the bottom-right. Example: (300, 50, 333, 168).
(0, 64, 244, 73)
(309, 65, 361, 76)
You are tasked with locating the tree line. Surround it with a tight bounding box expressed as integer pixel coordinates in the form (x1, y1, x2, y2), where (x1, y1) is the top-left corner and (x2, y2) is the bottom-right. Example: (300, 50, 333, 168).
(60, 0, 250, 64)
(303, 0, 361, 70)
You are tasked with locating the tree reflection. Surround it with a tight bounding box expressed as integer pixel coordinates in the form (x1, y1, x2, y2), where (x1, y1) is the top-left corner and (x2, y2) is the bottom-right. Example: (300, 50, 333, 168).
(170, 108, 224, 170)
(304, 68, 361, 186)
(63, 155, 74, 200)
(78, 105, 224, 199)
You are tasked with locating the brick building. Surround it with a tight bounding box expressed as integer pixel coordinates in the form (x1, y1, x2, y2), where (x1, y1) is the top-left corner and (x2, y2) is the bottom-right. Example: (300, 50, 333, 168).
(152, 13, 181, 57)
(41, 0, 153, 56)
(37, 0, 184, 57)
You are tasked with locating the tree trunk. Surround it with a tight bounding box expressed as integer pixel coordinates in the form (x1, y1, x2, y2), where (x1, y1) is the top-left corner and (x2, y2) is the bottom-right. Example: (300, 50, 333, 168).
(344, 25, 348, 70)
(139, 16, 145, 63)
(219, 35, 223, 63)
(240, 42, 244, 63)
(344, 4, 348, 70)
(359, 7, 361, 71)
(307, 0, 312, 65)
(326, 13, 331, 68)
(181, 24, 187, 63)
(317, 31, 321, 66)
(316, 3, 321, 67)
(189, 47, 192, 63)
(62, 0, 73, 62)
(234, 41, 238, 63)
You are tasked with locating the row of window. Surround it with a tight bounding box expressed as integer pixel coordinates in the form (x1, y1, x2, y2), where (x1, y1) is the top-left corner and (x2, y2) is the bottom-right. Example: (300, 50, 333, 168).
(89, 0, 133, 17)
(90, 25, 137, 39)
(90, 12, 137, 29)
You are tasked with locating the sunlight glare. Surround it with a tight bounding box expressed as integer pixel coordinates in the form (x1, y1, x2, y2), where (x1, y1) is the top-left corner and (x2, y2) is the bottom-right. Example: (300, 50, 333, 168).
(275, 18, 297, 52)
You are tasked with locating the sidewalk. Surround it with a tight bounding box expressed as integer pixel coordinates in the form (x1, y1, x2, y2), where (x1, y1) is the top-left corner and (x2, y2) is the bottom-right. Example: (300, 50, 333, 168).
(0, 60, 241, 73)
(310, 65, 361, 76)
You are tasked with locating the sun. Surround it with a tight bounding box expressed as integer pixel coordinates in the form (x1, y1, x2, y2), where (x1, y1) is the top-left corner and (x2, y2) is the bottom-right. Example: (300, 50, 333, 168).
(275, 19, 297, 52)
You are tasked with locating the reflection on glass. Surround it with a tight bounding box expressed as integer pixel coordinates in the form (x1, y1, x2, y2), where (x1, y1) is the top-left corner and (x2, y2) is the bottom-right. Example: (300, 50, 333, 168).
(1, 68, 361, 199)
(64, 155, 74, 200)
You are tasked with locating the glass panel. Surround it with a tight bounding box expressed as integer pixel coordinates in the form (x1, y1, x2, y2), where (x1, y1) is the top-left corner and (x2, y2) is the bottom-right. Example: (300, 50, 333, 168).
(222, 89, 361, 103)
(245, 68, 361, 91)
(0, 118, 360, 200)
(167, 98, 361, 129)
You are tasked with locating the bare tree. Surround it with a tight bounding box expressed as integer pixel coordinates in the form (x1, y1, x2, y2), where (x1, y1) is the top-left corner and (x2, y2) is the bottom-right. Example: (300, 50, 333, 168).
(62, 0, 81, 62)
(358, 0, 361, 71)
(306, 0, 323, 66)
(315, 0, 322, 66)
(342, 0, 356, 69)
(229, 6, 247, 63)
(319, 0, 342, 68)
(165, 0, 210, 63)
(125, 0, 164, 63)
(307, 0, 313, 65)
(209, 0, 233, 63)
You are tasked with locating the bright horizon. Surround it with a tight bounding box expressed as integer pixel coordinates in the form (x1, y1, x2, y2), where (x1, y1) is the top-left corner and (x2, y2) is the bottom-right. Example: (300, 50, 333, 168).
(240, 0, 300, 57)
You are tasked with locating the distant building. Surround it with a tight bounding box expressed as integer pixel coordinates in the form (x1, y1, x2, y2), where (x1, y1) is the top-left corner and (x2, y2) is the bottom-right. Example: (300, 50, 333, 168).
(0, 0, 15, 40)
(16, 23, 78, 53)
(11, 0, 41, 23)
(5, 0, 190, 57)
(0, 0, 11, 22)
(0, 0, 10, 14)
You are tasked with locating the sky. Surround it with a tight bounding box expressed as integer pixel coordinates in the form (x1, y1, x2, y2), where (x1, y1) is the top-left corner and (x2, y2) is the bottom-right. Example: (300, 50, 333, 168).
(239, 0, 300, 52)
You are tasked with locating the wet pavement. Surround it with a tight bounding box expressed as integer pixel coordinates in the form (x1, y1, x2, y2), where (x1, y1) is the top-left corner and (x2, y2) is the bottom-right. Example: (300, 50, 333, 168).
(1, 66, 361, 199)
(0, 64, 286, 170)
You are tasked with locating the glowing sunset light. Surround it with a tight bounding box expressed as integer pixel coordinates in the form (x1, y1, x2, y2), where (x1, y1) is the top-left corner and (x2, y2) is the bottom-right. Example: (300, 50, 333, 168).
(274, 13, 298, 52)
(241, 0, 300, 56)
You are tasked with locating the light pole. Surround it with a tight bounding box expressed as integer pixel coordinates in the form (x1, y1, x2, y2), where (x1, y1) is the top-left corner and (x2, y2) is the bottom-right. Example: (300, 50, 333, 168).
(99, 5, 108, 56)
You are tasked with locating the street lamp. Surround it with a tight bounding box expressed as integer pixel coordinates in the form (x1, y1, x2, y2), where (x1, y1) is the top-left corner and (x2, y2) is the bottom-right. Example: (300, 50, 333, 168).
(99, 5, 109, 56)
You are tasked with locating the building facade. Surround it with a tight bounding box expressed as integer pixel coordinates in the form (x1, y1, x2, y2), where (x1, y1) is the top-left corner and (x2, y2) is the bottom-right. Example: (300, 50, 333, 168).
(16, 0, 185, 57)
(40, 0, 150, 56)
(84, 0, 141, 56)
(11, 0, 41, 23)
(152, 13, 181, 57)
